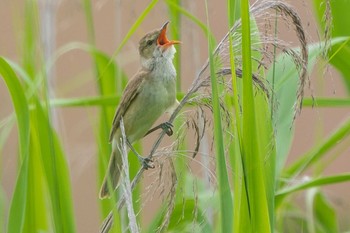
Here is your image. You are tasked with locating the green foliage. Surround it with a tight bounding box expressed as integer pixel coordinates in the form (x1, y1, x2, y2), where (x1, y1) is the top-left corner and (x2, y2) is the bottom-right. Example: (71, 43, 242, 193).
(205, 1, 233, 232)
(270, 37, 350, 177)
(147, 198, 213, 233)
(0, 57, 30, 232)
(312, 191, 339, 233)
(0, 58, 30, 161)
(1, 57, 77, 232)
(238, 1, 274, 232)
(313, 0, 350, 91)
(277, 173, 350, 201)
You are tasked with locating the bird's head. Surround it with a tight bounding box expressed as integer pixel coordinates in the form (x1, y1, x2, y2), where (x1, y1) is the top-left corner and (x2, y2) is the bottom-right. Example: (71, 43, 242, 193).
(138, 21, 180, 69)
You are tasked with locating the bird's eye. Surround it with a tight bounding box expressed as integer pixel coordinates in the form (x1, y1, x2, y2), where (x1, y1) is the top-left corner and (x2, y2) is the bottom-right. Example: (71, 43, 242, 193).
(146, 40, 153, 46)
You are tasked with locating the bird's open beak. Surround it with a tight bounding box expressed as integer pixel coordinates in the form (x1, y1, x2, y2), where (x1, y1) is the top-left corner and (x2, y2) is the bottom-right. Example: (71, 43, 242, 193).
(157, 21, 181, 47)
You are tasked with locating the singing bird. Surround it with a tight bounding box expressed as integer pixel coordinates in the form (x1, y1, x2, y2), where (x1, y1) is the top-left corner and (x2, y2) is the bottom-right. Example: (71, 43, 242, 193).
(99, 22, 180, 199)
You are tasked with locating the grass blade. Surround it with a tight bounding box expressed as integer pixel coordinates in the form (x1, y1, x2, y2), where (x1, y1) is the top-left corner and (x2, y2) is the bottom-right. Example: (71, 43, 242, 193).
(31, 99, 77, 233)
(276, 173, 350, 200)
(284, 117, 350, 178)
(227, 1, 248, 232)
(311, 191, 339, 232)
(240, 0, 272, 232)
(303, 97, 350, 107)
(0, 57, 30, 232)
(204, 1, 233, 232)
(0, 57, 30, 160)
(269, 37, 349, 178)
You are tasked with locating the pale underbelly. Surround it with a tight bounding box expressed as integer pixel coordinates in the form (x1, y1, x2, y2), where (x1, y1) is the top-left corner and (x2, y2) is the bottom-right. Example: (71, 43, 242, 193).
(123, 83, 175, 142)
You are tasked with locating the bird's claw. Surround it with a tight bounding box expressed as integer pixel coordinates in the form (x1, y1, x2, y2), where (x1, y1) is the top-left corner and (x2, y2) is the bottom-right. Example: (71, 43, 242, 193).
(140, 157, 154, 170)
(161, 122, 173, 136)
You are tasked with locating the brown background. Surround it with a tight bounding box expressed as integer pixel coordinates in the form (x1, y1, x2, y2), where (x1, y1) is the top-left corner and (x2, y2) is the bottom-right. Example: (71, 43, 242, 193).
(1, 0, 349, 232)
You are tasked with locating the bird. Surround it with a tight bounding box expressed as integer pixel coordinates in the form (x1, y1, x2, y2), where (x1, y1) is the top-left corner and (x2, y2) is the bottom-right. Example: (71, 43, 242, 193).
(99, 21, 180, 199)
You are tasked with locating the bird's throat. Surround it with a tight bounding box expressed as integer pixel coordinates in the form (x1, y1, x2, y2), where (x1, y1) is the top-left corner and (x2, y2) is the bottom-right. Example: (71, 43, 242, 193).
(141, 45, 177, 78)
(152, 56, 177, 79)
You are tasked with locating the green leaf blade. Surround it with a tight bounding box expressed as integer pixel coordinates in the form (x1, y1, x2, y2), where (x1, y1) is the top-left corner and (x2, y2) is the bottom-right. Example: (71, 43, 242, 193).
(0, 57, 30, 233)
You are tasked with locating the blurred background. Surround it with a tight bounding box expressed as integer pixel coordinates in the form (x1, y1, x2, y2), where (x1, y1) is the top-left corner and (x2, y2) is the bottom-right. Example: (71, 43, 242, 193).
(1, 0, 350, 232)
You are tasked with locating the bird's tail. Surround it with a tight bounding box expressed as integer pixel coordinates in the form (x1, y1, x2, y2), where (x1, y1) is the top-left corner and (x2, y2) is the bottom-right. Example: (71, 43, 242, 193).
(99, 143, 123, 199)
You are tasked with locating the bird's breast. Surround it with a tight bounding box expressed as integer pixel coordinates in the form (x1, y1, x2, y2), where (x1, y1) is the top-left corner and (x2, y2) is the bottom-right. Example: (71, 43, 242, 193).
(147, 58, 177, 107)
(141, 72, 176, 110)
(123, 61, 176, 142)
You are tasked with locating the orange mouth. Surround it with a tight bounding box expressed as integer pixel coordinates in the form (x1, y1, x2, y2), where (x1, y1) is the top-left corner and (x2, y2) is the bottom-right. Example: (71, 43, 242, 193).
(157, 21, 181, 47)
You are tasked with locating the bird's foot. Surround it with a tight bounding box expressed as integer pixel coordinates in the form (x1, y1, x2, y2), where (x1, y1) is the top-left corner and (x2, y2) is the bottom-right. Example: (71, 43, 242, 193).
(126, 139, 154, 169)
(160, 122, 173, 136)
(138, 156, 155, 170)
(144, 121, 174, 137)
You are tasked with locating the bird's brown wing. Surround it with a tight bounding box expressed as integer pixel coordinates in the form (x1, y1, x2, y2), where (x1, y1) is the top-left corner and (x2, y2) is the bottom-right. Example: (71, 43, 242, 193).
(109, 69, 149, 142)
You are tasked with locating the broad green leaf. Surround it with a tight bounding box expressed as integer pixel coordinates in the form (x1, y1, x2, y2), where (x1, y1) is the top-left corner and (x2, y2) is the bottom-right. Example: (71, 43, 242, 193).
(269, 37, 350, 177)
(0, 57, 30, 160)
(239, 1, 272, 232)
(327, 40, 350, 90)
(312, 0, 350, 91)
(23, 121, 49, 232)
(312, 191, 339, 233)
(0, 57, 30, 233)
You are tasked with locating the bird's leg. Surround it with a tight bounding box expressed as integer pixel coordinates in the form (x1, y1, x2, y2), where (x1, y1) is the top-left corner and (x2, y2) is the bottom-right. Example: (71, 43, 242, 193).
(126, 139, 154, 169)
(144, 122, 173, 137)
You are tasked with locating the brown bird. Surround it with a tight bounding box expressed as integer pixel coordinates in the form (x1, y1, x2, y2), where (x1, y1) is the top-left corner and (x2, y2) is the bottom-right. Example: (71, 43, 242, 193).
(99, 22, 180, 199)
